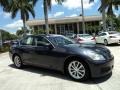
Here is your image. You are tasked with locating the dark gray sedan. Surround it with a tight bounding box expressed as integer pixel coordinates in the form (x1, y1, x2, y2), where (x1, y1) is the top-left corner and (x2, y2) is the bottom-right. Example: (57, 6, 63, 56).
(9, 34, 114, 81)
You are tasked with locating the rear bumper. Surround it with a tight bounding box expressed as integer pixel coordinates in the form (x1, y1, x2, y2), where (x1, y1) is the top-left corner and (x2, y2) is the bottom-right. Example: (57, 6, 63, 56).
(89, 57, 114, 78)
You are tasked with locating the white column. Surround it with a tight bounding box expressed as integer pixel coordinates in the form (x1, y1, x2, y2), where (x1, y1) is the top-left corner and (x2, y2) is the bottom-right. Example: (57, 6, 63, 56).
(54, 24, 57, 34)
(81, 0, 85, 34)
(77, 22, 80, 34)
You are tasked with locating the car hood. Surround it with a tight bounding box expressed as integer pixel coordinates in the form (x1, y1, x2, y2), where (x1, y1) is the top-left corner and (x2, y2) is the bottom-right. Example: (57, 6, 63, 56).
(64, 44, 112, 59)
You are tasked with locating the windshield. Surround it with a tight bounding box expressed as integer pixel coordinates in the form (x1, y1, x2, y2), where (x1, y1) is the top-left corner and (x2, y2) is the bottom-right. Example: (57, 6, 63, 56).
(48, 35, 76, 46)
(108, 31, 119, 35)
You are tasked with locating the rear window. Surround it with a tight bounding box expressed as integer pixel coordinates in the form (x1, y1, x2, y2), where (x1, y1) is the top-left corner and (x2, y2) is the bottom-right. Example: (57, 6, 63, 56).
(78, 34, 92, 37)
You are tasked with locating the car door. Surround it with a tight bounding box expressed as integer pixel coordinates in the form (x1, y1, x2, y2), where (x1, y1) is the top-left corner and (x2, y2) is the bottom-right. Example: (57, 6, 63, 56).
(32, 36, 57, 68)
(19, 36, 36, 64)
(33, 36, 69, 70)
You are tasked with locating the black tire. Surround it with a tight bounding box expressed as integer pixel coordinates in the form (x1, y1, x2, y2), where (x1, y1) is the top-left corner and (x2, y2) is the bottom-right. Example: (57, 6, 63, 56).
(13, 55, 24, 69)
(104, 39, 108, 46)
(65, 59, 90, 81)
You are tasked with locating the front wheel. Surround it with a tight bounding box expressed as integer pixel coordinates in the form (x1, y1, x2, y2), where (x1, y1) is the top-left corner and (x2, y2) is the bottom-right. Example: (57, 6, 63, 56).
(13, 55, 23, 68)
(65, 60, 90, 81)
(104, 39, 108, 46)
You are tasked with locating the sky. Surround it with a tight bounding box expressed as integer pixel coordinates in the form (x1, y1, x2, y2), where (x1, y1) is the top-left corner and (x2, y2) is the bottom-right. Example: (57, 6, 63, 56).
(0, 0, 119, 34)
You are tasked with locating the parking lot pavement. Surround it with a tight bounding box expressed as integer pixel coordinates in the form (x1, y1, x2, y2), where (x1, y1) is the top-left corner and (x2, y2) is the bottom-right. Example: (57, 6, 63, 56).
(0, 45, 120, 90)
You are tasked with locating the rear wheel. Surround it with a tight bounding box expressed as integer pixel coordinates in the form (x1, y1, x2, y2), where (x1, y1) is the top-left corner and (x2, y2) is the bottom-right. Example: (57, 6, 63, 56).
(104, 39, 108, 46)
(13, 55, 23, 68)
(65, 59, 90, 81)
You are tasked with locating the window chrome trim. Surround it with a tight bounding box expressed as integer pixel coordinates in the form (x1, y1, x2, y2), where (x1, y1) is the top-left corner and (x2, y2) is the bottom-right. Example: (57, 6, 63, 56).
(43, 37, 55, 48)
(34, 36, 55, 48)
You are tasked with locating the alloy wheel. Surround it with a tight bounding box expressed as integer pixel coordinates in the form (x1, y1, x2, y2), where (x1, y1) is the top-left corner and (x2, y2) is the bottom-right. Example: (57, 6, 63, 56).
(68, 61, 86, 79)
(14, 55, 22, 68)
(104, 39, 108, 46)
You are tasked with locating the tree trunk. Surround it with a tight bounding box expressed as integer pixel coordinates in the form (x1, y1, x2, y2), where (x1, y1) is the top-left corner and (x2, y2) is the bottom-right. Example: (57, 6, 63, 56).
(110, 15, 114, 31)
(23, 19, 26, 37)
(23, 15, 27, 37)
(81, 0, 86, 34)
(44, 0, 49, 34)
(102, 9, 107, 31)
(0, 30, 3, 48)
(102, 0, 107, 31)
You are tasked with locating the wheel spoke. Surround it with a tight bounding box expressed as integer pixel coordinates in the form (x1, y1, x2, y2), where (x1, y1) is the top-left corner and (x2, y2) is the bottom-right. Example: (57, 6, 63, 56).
(76, 61, 80, 68)
(72, 62, 76, 68)
(77, 71, 83, 77)
(79, 69, 85, 73)
(71, 64, 76, 70)
(72, 71, 76, 75)
(77, 72, 80, 78)
(78, 64, 83, 69)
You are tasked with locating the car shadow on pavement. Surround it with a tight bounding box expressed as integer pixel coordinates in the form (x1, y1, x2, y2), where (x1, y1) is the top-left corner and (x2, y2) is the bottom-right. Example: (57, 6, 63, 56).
(107, 44, 120, 47)
(9, 64, 112, 84)
(96, 43, 120, 47)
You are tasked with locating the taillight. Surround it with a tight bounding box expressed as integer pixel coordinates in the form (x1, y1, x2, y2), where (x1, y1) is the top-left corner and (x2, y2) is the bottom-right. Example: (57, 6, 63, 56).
(91, 37, 95, 40)
(109, 36, 116, 38)
(78, 38, 83, 41)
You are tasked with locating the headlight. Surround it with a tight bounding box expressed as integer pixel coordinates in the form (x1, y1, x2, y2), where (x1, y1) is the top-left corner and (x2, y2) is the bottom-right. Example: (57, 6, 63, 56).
(83, 50, 105, 61)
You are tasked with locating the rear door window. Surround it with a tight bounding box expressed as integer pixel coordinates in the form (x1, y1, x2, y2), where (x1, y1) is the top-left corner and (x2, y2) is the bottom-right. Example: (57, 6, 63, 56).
(99, 33, 106, 36)
(35, 36, 51, 46)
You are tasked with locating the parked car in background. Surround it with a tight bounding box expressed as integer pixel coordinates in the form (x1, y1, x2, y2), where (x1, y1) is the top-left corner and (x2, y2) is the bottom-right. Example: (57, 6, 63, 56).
(3, 40, 11, 45)
(74, 34, 96, 44)
(65, 33, 75, 39)
(96, 31, 120, 45)
(9, 34, 114, 81)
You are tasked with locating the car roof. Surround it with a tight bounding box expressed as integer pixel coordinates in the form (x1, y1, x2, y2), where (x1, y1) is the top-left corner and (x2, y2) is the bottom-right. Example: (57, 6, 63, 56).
(26, 34, 63, 38)
(77, 34, 91, 36)
(77, 34, 90, 35)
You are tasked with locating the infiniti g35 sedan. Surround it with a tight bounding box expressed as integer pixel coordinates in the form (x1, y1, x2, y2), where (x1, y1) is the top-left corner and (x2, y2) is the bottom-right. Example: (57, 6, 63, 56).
(9, 34, 114, 81)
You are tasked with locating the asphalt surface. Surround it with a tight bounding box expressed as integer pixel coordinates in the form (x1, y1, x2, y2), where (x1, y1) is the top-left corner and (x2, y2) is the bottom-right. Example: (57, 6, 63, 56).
(0, 45, 120, 90)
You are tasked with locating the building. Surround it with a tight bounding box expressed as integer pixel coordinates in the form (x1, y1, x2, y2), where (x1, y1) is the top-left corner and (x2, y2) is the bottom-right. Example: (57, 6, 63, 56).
(26, 16, 102, 35)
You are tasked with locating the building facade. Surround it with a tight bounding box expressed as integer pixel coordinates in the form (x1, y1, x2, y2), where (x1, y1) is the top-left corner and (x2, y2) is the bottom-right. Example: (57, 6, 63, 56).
(26, 16, 102, 35)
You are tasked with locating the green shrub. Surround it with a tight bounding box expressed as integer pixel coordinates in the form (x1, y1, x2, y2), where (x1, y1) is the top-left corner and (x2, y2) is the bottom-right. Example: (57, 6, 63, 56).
(0, 45, 10, 53)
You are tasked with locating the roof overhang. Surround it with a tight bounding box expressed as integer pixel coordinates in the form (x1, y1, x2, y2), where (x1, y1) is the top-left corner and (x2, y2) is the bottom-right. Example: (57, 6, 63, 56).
(26, 16, 102, 26)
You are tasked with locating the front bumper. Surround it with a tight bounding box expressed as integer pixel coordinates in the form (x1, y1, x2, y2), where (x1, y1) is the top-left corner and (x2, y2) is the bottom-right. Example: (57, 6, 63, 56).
(88, 57, 114, 78)
(109, 38, 120, 44)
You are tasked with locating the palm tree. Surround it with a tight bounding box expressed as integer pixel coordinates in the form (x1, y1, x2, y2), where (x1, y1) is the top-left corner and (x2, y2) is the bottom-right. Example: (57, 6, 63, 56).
(43, 0, 65, 34)
(0, 0, 9, 47)
(98, 0, 120, 31)
(81, 0, 85, 34)
(0, 0, 8, 7)
(90, 0, 107, 31)
(6, 0, 37, 36)
(90, 0, 120, 31)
